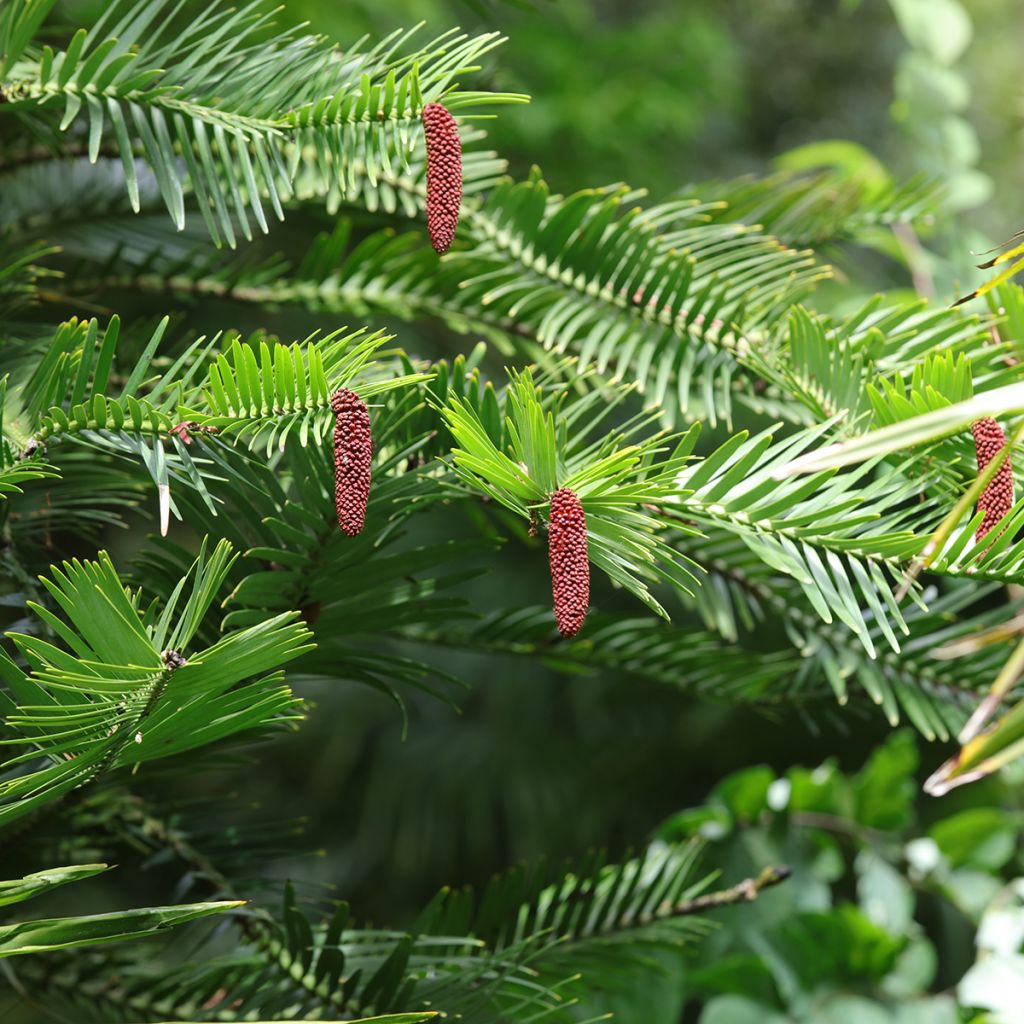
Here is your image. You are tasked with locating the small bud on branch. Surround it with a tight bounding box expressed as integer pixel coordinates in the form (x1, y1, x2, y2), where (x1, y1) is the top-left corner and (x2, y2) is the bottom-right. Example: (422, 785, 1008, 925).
(160, 649, 187, 670)
(168, 421, 218, 446)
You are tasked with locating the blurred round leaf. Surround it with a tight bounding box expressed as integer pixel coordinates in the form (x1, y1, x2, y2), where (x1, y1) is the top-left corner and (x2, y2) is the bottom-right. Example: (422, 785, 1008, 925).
(929, 808, 1017, 871)
(711, 765, 775, 823)
(857, 849, 915, 936)
(890, 0, 972, 65)
(894, 54, 970, 114)
(700, 995, 790, 1024)
(959, 953, 1024, 1016)
(776, 140, 891, 197)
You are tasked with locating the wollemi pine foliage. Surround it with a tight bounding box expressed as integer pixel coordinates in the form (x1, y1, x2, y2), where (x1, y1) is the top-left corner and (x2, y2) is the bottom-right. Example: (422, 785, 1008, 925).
(1, 0, 1024, 1020)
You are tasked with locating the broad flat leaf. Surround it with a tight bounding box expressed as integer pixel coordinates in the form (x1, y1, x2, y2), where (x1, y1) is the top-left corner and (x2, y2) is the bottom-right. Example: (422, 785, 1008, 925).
(929, 809, 1017, 871)
(958, 954, 1024, 1017)
(891, 998, 958, 1024)
(700, 995, 790, 1024)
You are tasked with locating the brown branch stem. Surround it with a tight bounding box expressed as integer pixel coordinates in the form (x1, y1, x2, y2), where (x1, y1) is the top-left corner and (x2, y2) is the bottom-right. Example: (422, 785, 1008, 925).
(666, 864, 792, 917)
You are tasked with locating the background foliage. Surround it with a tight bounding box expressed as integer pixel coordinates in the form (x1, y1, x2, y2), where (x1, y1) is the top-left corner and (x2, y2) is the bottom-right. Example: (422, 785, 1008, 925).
(3, 0, 1024, 1021)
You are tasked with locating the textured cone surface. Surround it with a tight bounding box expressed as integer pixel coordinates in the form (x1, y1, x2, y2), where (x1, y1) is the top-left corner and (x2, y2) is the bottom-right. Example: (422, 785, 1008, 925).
(972, 417, 1014, 540)
(332, 389, 372, 537)
(422, 102, 462, 254)
(548, 488, 590, 638)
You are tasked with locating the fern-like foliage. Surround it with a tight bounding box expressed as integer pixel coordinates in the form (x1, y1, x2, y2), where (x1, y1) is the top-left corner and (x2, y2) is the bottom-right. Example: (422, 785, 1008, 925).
(679, 168, 940, 247)
(0, 541, 312, 828)
(0, 0, 526, 245)
(4, 833, 711, 1023)
(68, 174, 830, 427)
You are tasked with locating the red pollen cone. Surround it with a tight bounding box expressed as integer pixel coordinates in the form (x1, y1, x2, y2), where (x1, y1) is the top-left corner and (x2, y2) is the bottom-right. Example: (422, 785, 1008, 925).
(548, 488, 590, 638)
(331, 389, 372, 537)
(422, 102, 462, 255)
(971, 417, 1014, 540)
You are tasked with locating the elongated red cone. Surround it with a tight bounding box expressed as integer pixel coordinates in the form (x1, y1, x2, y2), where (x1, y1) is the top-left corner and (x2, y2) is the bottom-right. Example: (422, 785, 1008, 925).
(548, 488, 590, 638)
(332, 389, 372, 537)
(422, 102, 462, 255)
(972, 417, 1014, 540)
